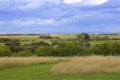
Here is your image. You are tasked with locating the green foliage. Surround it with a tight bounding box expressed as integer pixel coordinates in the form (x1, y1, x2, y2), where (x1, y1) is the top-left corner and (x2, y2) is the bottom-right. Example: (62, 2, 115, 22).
(88, 42, 120, 56)
(77, 33, 90, 41)
(35, 46, 53, 56)
(91, 36, 110, 41)
(31, 41, 50, 47)
(0, 38, 12, 43)
(52, 45, 85, 56)
(77, 41, 91, 47)
(91, 43, 110, 55)
(5, 39, 20, 46)
(14, 50, 33, 57)
(109, 42, 120, 55)
(0, 47, 11, 57)
(51, 40, 59, 47)
(0, 34, 119, 57)
(39, 35, 53, 39)
(54, 37, 60, 40)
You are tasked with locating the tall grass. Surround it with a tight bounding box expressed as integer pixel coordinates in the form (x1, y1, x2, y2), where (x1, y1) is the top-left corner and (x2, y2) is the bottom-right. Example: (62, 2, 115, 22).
(0, 57, 69, 69)
(51, 56, 120, 74)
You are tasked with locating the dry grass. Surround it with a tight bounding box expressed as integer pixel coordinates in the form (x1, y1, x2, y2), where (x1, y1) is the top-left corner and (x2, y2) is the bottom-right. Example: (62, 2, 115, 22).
(0, 35, 39, 40)
(0, 57, 69, 69)
(51, 56, 120, 74)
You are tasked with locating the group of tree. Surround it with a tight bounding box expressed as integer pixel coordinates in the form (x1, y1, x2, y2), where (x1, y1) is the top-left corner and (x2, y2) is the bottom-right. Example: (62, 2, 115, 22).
(0, 33, 120, 57)
(0, 41, 119, 57)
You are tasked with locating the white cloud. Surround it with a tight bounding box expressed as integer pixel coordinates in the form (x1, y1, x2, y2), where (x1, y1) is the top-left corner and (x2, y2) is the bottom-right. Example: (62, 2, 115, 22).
(0, 18, 56, 26)
(63, 0, 108, 6)
(0, 0, 61, 10)
(10, 18, 56, 26)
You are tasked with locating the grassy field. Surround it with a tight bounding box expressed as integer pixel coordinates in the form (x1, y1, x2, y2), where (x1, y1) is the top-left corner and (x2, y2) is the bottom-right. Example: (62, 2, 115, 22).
(0, 64, 120, 80)
(0, 57, 69, 69)
(0, 56, 120, 80)
(0, 34, 120, 79)
(0, 34, 120, 46)
(52, 56, 120, 74)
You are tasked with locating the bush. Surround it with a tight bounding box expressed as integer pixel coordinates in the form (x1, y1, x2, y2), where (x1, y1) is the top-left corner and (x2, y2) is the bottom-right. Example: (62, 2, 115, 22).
(39, 35, 53, 39)
(15, 50, 33, 57)
(0, 38, 12, 43)
(51, 40, 59, 47)
(89, 43, 110, 56)
(0, 47, 11, 57)
(5, 39, 20, 46)
(77, 41, 91, 47)
(52, 46, 85, 56)
(109, 42, 120, 55)
(88, 42, 120, 56)
(31, 41, 50, 47)
(35, 46, 53, 56)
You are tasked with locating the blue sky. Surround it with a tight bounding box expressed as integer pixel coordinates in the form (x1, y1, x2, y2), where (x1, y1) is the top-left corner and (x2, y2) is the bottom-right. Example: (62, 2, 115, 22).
(0, 0, 120, 33)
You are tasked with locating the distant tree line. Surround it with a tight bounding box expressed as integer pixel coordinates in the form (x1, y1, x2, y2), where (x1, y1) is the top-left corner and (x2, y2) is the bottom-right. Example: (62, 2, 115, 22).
(0, 33, 120, 57)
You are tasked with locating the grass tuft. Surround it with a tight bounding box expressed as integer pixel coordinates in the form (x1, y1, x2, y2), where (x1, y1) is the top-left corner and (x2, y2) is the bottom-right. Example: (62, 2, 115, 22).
(51, 56, 120, 74)
(0, 57, 69, 69)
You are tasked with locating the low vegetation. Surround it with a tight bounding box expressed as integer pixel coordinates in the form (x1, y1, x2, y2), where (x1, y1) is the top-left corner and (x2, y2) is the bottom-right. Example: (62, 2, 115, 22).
(0, 56, 120, 80)
(0, 33, 120, 57)
(51, 56, 120, 74)
(0, 33, 120, 79)
(0, 57, 69, 69)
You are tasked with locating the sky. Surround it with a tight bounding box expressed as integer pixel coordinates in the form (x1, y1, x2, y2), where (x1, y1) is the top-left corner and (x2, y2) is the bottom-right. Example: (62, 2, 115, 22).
(0, 0, 120, 33)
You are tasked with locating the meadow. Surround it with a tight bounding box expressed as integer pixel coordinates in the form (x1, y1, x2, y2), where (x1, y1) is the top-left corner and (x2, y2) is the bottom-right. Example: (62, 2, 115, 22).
(0, 33, 120, 80)
(0, 56, 120, 80)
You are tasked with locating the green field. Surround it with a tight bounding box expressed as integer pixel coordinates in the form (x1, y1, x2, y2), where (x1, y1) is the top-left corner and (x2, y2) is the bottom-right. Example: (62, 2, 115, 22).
(0, 64, 120, 80)
(0, 56, 120, 80)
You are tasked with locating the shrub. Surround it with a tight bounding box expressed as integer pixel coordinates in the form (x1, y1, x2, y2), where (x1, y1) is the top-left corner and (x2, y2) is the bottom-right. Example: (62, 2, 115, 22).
(31, 41, 50, 47)
(15, 50, 33, 57)
(0, 47, 11, 57)
(35, 46, 53, 56)
(5, 39, 20, 46)
(78, 41, 91, 47)
(109, 42, 120, 55)
(51, 40, 59, 47)
(89, 43, 110, 56)
(39, 35, 53, 39)
(52, 46, 85, 56)
(88, 42, 120, 56)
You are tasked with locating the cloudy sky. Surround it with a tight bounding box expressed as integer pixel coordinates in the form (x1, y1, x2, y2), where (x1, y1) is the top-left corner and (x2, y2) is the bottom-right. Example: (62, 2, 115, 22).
(0, 0, 120, 33)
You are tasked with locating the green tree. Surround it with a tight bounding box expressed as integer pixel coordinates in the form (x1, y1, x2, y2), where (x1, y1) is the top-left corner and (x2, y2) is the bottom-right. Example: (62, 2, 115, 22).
(77, 33, 90, 41)
(5, 39, 21, 53)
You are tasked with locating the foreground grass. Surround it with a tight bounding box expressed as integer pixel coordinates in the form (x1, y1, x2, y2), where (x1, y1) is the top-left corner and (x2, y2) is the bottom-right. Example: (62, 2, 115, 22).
(0, 63, 120, 80)
(0, 57, 69, 69)
(0, 56, 120, 80)
(52, 56, 120, 74)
